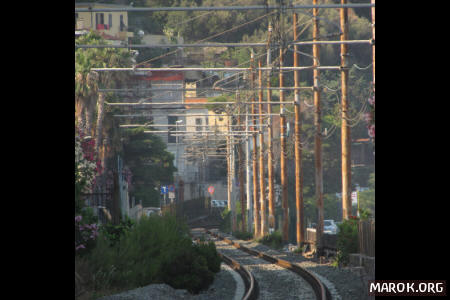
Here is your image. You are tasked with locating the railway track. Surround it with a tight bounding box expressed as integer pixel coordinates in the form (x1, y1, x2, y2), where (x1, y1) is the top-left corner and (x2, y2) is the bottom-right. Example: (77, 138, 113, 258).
(191, 228, 257, 300)
(191, 226, 332, 300)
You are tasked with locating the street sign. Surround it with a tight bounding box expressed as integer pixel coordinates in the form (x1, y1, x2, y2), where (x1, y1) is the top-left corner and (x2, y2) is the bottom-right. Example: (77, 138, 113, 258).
(208, 186, 215, 195)
(351, 191, 358, 204)
(160, 185, 168, 194)
(168, 184, 175, 192)
(168, 191, 175, 199)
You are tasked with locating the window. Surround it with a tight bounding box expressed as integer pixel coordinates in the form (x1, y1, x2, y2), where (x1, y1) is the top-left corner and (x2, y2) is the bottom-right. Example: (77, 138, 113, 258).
(120, 14, 124, 31)
(108, 14, 112, 29)
(195, 118, 202, 132)
(168, 116, 178, 143)
(96, 13, 104, 25)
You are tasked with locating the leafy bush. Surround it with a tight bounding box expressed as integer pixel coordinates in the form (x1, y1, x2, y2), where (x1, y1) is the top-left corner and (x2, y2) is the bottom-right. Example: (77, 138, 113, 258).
(258, 231, 283, 250)
(335, 219, 358, 266)
(75, 207, 99, 257)
(194, 241, 222, 273)
(219, 208, 231, 233)
(233, 230, 253, 241)
(100, 217, 135, 247)
(86, 214, 221, 295)
(160, 240, 221, 293)
(293, 245, 304, 254)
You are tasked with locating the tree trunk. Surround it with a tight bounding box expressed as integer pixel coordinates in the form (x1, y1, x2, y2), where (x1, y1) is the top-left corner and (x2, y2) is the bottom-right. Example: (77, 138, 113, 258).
(84, 95, 96, 138)
(95, 92, 105, 155)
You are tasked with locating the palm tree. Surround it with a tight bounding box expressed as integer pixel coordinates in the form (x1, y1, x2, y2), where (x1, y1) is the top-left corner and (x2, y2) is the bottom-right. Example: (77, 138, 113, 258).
(75, 31, 132, 156)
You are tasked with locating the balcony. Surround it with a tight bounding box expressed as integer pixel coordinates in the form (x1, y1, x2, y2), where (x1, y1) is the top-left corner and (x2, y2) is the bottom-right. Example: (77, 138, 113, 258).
(96, 24, 110, 30)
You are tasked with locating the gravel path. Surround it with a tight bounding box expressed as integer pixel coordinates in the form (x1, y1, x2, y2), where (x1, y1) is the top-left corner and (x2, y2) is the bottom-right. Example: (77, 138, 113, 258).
(216, 230, 369, 300)
(209, 234, 316, 300)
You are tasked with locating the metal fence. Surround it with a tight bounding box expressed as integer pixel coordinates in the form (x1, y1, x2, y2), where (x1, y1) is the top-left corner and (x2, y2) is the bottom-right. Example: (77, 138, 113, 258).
(358, 219, 375, 257)
(82, 188, 113, 224)
(161, 196, 209, 222)
(305, 228, 337, 250)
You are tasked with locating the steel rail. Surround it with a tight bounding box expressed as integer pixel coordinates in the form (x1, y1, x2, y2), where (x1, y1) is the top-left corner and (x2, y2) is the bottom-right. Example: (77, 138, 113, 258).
(191, 233, 258, 300)
(75, 3, 374, 12)
(217, 252, 258, 300)
(207, 230, 332, 300)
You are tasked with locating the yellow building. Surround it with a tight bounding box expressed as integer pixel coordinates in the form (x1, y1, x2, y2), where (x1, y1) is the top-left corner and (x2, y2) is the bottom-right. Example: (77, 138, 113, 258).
(75, 3, 134, 42)
(208, 110, 229, 133)
(184, 98, 229, 134)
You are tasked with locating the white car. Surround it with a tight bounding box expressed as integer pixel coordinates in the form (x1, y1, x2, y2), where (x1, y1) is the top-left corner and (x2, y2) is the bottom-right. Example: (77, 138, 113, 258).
(324, 219, 337, 234)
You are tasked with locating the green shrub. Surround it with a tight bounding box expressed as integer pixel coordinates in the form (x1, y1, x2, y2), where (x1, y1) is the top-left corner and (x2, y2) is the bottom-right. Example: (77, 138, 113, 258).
(335, 219, 358, 266)
(100, 217, 135, 247)
(194, 241, 222, 273)
(219, 208, 231, 232)
(160, 241, 217, 293)
(86, 214, 220, 295)
(258, 231, 283, 250)
(233, 230, 253, 240)
(293, 245, 304, 254)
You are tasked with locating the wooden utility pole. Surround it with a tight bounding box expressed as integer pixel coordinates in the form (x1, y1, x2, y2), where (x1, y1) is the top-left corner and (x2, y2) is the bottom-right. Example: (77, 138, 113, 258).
(227, 117, 237, 232)
(340, 0, 352, 220)
(313, 0, 324, 253)
(251, 54, 260, 237)
(293, 12, 305, 246)
(258, 59, 267, 236)
(266, 24, 275, 233)
(280, 47, 289, 242)
(371, 0, 375, 92)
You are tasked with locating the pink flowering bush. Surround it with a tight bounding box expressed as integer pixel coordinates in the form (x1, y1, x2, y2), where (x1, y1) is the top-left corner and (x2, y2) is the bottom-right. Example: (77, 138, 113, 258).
(75, 125, 103, 212)
(75, 214, 99, 256)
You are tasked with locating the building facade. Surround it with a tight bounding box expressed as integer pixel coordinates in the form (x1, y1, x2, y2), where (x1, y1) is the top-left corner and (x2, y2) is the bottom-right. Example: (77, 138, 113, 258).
(75, 3, 134, 42)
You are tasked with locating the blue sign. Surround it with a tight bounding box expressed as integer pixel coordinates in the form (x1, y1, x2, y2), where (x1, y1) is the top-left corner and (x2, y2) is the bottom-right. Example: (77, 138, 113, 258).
(160, 186, 168, 194)
(168, 184, 175, 192)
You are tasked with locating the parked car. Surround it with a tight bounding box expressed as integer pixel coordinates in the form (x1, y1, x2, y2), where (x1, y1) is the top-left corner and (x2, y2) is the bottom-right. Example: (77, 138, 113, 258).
(324, 219, 337, 234)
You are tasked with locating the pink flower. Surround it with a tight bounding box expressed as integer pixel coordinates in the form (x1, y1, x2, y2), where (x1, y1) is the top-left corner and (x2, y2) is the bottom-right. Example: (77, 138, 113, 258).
(368, 96, 375, 106)
(75, 215, 82, 222)
(76, 244, 86, 251)
(368, 124, 375, 138)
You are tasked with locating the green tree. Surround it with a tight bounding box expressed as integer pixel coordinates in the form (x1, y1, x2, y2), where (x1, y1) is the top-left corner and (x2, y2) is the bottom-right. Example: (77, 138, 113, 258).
(122, 128, 177, 207)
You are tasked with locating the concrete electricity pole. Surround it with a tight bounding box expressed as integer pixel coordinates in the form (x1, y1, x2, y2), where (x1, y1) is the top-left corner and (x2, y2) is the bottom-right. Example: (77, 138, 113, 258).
(258, 59, 267, 236)
(246, 100, 253, 233)
(293, 12, 305, 246)
(340, 0, 352, 220)
(313, 0, 324, 253)
(237, 95, 246, 232)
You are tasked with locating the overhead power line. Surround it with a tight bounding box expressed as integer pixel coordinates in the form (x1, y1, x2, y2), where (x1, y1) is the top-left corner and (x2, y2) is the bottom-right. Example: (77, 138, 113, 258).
(75, 3, 375, 12)
(76, 40, 372, 49)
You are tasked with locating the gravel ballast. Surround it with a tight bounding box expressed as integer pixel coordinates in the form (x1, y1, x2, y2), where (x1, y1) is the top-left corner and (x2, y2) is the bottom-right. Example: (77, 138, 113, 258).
(98, 262, 238, 300)
(212, 235, 316, 300)
(217, 230, 369, 300)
